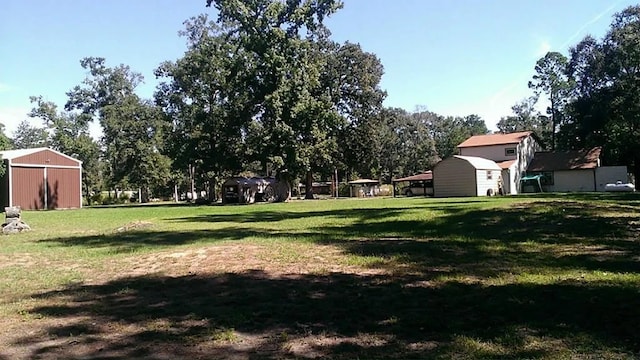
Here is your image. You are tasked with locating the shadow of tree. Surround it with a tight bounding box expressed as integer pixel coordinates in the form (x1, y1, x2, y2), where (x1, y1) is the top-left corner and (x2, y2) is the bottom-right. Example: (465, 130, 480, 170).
(42, 200, 640, 271)
(12, 271, 640, 359)
(19, 196, 640, 358)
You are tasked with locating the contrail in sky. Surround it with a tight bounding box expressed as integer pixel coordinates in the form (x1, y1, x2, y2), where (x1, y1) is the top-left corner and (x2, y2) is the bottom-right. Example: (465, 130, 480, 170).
(561, 1, 620, 48)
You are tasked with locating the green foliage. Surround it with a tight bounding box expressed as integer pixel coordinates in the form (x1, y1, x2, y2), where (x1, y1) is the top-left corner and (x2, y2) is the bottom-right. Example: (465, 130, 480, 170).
(155, 14, 255, 192)
(377, 108, 440, 182)
(497, 96, 551, 148)
(65, 58, 172, 202)
(529, 51, 570, 150)
(90, 192, 104, 205)
(11, 120, 47, 149)
(102, 96, 172, 201)
(158, 2, 384, 201)
(0, 123, 13, 177)
(430, 113, 488, 160)
(557, 5, 640, 181)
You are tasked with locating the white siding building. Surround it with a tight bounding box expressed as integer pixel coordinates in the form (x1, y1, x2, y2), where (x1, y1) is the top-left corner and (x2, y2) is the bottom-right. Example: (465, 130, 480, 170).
(526, 147, 627, 193)
(457, 131, 542, 194)
(433, 156, 502, 197)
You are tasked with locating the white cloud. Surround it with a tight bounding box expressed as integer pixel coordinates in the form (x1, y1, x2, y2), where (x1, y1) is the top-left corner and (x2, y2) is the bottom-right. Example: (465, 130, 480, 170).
(0, 106, 34, 136)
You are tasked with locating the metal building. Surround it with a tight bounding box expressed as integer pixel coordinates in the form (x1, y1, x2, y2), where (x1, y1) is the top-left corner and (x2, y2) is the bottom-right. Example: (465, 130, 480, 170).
(433, 155, 502, 198)
(0, 148, 82, 210)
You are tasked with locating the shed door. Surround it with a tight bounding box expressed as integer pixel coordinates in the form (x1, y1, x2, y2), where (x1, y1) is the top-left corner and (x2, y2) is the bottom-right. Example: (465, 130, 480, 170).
(47, 168, 81, 209)
(11, 167, 45, 210)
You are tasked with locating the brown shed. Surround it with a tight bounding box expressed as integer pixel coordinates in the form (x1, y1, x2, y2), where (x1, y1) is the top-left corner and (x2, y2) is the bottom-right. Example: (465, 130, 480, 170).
(0, 148, 82, 210)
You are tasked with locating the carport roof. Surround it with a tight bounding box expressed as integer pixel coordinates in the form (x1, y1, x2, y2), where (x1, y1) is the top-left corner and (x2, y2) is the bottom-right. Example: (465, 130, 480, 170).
(393, 171, 432, 182)
(348, 179, 379, 185)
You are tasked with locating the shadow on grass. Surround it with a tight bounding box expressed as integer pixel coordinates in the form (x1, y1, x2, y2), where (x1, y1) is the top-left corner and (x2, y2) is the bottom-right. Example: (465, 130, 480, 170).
(43, 200, 640, 272)
(41, 228, 267, 253)
(12, 271, 640, 359)
(13, 197, 640, 358)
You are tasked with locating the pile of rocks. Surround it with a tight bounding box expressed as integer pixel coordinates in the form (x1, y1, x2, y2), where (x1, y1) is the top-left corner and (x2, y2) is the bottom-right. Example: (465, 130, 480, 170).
(2, 206, 31, 234)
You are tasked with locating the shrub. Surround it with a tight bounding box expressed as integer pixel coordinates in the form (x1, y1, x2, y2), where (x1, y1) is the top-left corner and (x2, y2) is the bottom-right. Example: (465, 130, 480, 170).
(119, 192, 130, 203)
(90, 193, 103, 205)
(338, 183, 351, 197)
(377, 184, 393, 196)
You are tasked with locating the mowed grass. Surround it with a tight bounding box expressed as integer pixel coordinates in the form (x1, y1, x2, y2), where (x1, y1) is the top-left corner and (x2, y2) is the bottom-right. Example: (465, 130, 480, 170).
(1, 193, 639, 359)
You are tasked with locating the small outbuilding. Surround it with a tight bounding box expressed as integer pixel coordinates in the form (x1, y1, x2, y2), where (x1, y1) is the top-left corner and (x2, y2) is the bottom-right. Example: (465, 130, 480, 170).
(348, 179, 380, 197)
(0, 148, 83, 210)
(433, 156, 502, 197)
(222, 176, 276, 204)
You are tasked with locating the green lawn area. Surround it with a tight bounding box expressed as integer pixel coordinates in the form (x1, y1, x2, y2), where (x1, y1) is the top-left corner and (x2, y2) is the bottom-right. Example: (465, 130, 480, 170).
(1, 194, 639, 359)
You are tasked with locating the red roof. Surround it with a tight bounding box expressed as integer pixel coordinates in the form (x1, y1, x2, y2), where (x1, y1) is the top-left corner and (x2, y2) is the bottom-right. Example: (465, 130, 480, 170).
(496, 160, 516, 169)
(527, 147, 602, 171)
(457, 131, 533, 148)
(393, 171, 433, 182)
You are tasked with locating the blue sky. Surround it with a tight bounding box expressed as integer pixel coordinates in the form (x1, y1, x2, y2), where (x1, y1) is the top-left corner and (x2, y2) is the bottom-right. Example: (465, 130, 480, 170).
(1, 0, 636, 137)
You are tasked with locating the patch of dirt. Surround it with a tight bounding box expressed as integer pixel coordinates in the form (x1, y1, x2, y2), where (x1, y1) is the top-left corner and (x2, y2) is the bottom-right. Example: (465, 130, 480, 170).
(115, 220, 153, 232)
(0, 242, 394, 360)
(115, 243, 388, 280)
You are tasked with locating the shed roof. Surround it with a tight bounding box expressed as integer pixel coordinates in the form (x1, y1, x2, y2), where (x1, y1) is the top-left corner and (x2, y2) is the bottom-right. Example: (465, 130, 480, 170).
(348, 179, 380, 185)
(527, 147, 601, 171)
(454, 155, 501, 170)
(394, 171, 433, 182)
(0, 147, 50, 160)
(457, 131, 534, 148)
(0, 147, 82, 164)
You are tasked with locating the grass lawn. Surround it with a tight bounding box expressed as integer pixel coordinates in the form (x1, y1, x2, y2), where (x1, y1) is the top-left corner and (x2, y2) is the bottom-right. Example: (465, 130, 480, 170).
(0, 193, 639, 359)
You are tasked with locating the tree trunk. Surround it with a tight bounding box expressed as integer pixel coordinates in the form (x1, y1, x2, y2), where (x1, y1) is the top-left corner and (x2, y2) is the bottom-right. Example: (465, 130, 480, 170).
(84, 183, 91, 206)
(141, 187, 149, 203)
(305, 170, 314, 199)
(634, 156, 640, 188)
(208, 175, 216, 202)
(273, 171, 291, 202)
(550, 95, 556, 151)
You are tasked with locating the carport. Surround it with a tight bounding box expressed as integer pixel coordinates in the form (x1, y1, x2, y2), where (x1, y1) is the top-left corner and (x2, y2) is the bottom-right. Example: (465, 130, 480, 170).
(392, 171, 433, 197)
(348, 179, 380, 197)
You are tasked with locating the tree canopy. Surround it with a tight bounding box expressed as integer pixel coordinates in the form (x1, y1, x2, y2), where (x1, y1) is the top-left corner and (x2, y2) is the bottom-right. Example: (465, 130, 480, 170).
(546, 5, 640, 182)
(15, 0, 566, 203)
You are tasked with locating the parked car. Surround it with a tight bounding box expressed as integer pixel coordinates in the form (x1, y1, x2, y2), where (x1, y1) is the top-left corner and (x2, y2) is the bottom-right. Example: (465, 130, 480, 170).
(401, 180, 433, 196)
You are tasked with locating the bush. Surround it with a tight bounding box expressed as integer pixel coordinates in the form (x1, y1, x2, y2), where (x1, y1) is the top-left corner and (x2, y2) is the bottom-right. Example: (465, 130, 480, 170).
(377, 184, 393, 196)
(119, 192, 130, 203)
(338, 183, 351, 197)
(90, 193, 103, 205)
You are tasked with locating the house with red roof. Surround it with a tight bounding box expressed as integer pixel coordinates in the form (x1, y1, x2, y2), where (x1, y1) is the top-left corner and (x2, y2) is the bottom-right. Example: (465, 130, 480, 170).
(456, 131, 542, 194)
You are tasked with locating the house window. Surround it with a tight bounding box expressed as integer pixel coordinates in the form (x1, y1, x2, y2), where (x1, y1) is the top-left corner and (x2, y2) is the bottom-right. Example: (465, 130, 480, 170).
(487, 171, 493, 180)
(505, 147, 516, 156)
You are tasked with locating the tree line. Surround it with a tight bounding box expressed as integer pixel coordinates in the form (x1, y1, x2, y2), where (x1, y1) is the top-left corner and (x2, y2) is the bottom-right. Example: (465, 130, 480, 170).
(2, 1, 639, 202)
